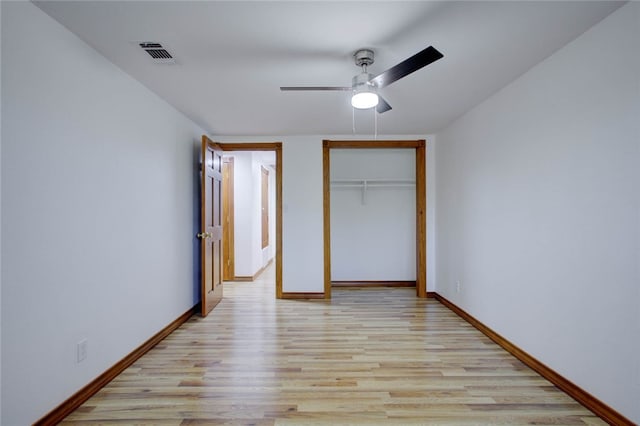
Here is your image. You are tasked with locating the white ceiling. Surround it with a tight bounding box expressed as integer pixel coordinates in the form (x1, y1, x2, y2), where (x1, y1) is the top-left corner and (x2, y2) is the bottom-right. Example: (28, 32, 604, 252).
(34, 1, 623, 136)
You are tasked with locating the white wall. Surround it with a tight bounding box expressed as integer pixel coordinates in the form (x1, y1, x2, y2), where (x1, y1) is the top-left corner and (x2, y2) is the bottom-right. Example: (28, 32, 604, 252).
(331, 149, 416, 281)
(0, 2, 3, 420)
(1, 3, 204, 424)
(228, 152, 254, 276)
(267, 162, 276, 264)
(280, 136, 326, 292)
(435, 3, 639, 422)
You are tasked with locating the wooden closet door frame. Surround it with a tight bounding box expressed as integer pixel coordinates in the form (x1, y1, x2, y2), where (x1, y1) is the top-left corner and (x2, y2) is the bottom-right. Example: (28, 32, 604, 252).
(322, 139, 427, 299)
(219, 142, 283, 299)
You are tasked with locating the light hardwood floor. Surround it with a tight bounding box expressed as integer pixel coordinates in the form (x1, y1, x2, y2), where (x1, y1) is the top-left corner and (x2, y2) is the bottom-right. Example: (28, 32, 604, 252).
(62, 266, 604, 425)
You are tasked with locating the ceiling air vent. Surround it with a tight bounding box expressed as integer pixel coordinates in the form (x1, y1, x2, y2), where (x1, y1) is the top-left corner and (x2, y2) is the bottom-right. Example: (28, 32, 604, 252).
(139, 42, 175, 64)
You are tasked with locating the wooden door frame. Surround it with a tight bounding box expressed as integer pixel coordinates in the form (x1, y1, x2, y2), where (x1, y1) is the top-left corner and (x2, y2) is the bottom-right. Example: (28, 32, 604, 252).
(219, 142, 283, 299)
(322, 139, 427, 299)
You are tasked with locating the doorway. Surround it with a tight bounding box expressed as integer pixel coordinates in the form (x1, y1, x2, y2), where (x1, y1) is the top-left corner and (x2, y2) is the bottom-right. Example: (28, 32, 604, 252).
(322, 140, 427, 299)
(220, 143, 283, 298)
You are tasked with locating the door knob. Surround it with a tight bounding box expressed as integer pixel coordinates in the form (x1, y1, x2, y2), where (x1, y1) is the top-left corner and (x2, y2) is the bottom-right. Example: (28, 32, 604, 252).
(197, 232, 213, 239)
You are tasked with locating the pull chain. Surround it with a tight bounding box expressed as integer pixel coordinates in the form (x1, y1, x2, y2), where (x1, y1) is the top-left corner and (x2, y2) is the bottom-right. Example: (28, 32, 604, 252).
(352, 105, 356, 134)
(374, 106, 378, 140)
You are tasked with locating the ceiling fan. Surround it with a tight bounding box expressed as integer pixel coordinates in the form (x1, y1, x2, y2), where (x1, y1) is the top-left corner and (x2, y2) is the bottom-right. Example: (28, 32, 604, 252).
(280, 46, 443, 113)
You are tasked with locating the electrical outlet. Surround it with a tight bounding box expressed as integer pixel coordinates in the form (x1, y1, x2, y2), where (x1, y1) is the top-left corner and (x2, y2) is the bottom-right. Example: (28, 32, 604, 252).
(456, 281, 461, 293)
(77, 339, 88, 363)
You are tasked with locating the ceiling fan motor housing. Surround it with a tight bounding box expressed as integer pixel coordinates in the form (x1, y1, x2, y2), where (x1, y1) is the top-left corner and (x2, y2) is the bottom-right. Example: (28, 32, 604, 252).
(353, 49, 376, 90)
(354, 49, 375, 67)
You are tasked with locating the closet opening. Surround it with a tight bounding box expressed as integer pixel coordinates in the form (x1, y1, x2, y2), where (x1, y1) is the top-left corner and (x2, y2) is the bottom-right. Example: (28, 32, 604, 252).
(322, 140, 426, 299)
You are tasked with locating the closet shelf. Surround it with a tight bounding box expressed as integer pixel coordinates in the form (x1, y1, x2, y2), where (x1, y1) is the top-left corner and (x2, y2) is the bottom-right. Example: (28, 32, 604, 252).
(330, 178, 415, 188)
(330, 179, 415, 204)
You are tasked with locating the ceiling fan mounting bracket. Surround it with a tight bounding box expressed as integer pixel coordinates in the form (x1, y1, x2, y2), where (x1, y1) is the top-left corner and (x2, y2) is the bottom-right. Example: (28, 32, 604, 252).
(353, 49, 375, 68)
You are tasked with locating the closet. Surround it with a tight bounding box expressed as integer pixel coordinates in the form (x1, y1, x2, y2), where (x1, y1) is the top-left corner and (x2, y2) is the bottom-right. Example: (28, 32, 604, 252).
(330, 148, 416, 283)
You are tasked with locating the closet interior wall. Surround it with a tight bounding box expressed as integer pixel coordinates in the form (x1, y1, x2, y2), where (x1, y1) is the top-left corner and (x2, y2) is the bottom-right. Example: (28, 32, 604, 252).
(330, 148, 416, 282)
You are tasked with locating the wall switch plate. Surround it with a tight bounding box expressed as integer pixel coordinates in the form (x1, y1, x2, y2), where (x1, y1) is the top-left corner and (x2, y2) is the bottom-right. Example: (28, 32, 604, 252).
(77, 339, 88, 363)
(456, 281, 461, 293)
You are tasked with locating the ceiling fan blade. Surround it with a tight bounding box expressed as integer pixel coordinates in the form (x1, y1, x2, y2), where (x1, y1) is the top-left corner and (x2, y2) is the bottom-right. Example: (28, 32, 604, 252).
(280, 86, 351, 91)
(376, 96, 392, 114)
(370, 46, 443, 89)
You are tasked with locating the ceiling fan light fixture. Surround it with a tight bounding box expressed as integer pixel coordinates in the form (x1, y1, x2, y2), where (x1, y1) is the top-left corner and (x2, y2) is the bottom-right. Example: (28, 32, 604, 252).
(351, 90, 379, 109)
(351, 71, 379, 109)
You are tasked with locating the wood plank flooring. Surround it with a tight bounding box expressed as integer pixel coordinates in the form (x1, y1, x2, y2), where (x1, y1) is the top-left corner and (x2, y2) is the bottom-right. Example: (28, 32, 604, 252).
(62, 267, 604, 425)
